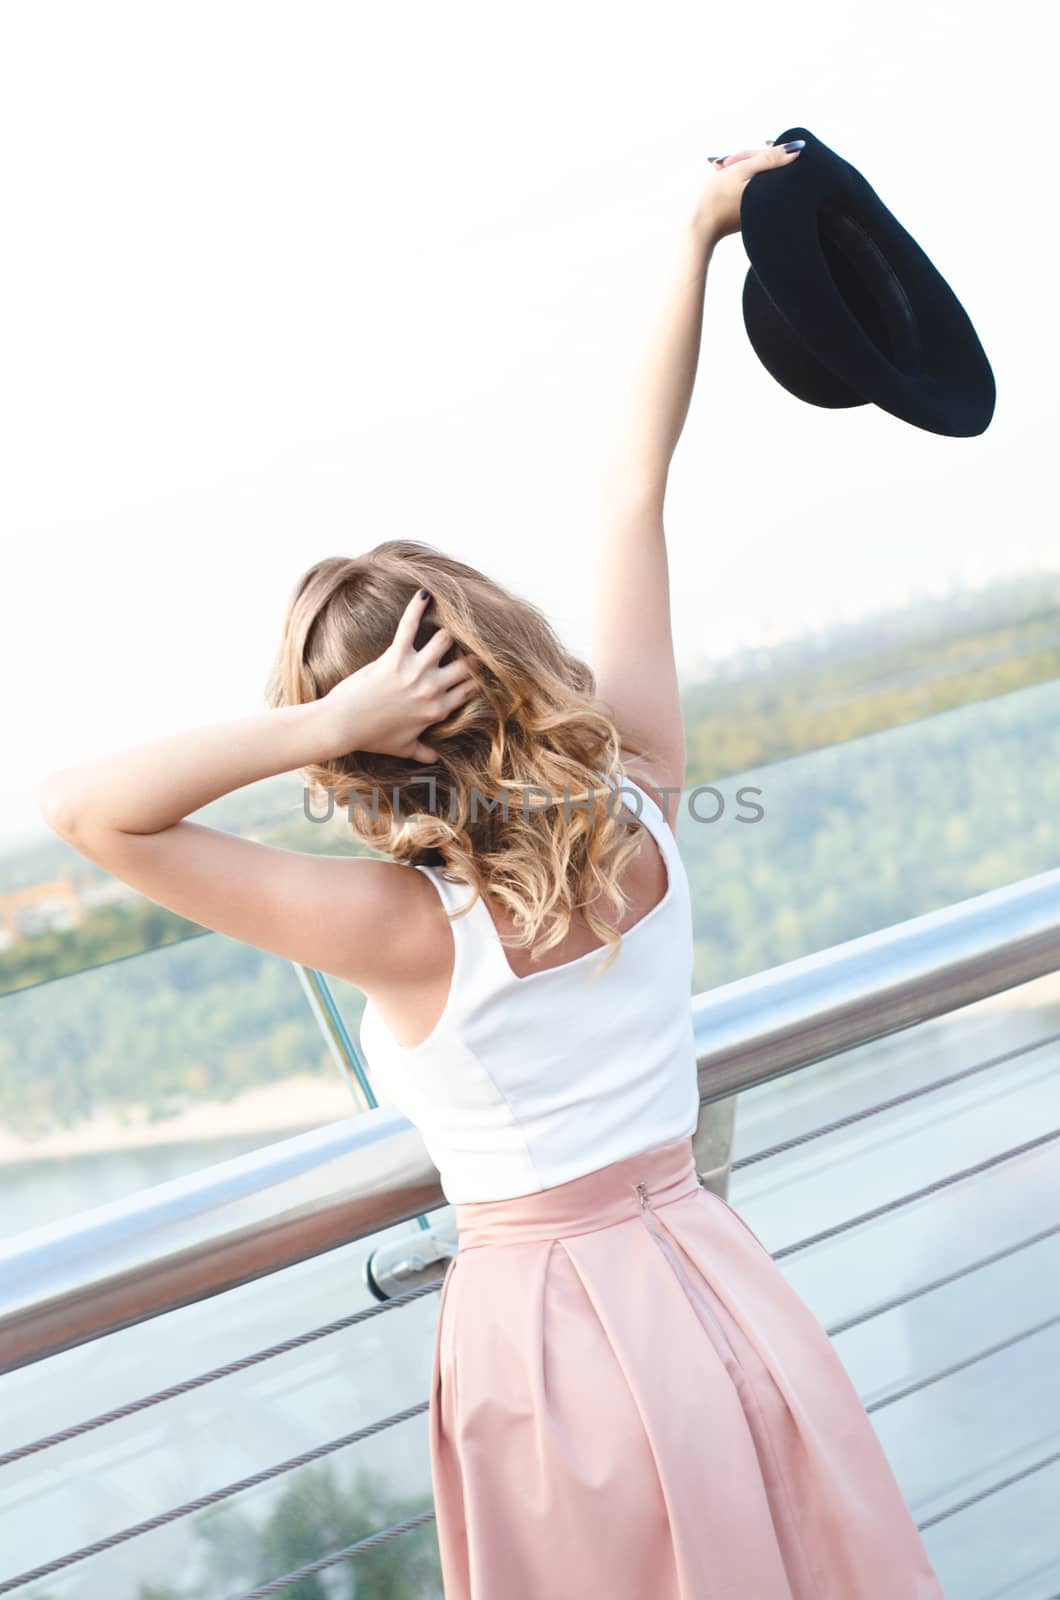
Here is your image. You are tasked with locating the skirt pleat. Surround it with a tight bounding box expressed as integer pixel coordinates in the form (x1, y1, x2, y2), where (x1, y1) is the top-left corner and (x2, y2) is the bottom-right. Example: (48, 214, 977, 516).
(427, 1135, 945, 1600)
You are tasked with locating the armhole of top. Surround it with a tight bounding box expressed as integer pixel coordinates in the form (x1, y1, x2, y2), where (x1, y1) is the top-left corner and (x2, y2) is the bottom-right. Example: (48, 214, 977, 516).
(621, 775, 669, 838)
(621, 777, 687, 906)
(414, 860, 511, 992)
(618, 763, 681, 833)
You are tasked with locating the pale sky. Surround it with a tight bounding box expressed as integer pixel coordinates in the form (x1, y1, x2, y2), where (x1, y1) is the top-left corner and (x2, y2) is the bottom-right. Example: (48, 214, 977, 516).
(1, 1, 1056, 846)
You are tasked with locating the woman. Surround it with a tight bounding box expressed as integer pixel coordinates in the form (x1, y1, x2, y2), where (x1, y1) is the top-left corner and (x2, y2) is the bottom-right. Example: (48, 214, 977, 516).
(39, 142, 945, 1598)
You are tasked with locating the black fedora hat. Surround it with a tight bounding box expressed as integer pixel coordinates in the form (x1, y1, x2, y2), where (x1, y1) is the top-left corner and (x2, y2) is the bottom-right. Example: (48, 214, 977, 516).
(740, 126, 996, 437)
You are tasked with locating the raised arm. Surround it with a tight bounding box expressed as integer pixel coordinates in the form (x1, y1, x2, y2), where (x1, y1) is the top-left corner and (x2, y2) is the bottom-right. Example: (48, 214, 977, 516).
(591, 141, 804, 825)
(37, 590, 479, 986)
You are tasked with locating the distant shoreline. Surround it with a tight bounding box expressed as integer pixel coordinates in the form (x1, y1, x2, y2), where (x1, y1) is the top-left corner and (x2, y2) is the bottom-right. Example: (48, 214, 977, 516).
(0, 1073, 358, 1165)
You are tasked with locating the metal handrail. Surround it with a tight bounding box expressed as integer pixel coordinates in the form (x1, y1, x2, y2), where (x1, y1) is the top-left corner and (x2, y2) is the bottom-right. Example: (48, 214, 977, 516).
(2, 864, 1059, 1378)
(691, 863, 1060, 1101)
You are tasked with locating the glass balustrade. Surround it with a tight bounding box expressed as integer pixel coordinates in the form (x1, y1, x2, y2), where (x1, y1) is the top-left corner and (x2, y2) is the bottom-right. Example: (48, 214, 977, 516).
(3, 969, 1056, 1597)
(0, 934, 357, 1237)
(731, 970, 1060, 1600)
(0, 1217, 445, 1599)
(682, 673, 1060, 989)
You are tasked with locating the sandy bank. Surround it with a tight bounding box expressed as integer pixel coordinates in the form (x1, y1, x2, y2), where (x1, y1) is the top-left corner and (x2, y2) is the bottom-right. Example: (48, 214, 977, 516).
(0, 1073, 360, 1164)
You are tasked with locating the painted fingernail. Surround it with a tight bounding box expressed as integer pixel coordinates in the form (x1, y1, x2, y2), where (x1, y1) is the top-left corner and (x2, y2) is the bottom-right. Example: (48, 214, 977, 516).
(782, 140, 806, 151)
(708, 154, 724, 163)
(420, 588, 430, 600)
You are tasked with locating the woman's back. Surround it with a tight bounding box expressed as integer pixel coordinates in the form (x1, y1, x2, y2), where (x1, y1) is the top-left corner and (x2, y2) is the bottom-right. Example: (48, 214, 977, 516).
(358, 776, 700, 1204)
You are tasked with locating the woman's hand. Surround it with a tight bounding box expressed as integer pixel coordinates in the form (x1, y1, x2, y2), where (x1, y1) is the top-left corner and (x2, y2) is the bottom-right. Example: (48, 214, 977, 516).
(692, 140, 805, 243)
(36, 587, 478, 843)
(322, 588, 479, 764)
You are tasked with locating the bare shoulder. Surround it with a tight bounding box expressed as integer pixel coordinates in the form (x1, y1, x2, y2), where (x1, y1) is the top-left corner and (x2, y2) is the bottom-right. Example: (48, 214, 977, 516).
(618, 750, 684, 835)
(357, 855, 455, 986)
(354, 857, 457, 1042)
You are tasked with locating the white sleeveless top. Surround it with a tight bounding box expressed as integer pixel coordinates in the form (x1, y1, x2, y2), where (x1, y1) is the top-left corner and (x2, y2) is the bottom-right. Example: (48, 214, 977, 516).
(358, 776, 700, 1203)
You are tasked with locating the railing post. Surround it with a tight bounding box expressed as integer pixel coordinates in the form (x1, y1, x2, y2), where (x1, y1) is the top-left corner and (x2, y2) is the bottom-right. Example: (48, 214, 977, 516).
(693, 1097, 737, 1198)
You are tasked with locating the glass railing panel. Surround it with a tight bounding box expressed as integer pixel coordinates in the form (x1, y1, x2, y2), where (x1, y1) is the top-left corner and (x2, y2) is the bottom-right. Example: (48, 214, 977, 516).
(686, 674, 1060, 989)
(731, 970, 1060, 1313)
(0, 934, 356, 1236)
(919, 1456, 1060, 1600)
(0, 1213, 448, 1599)
(729, 970, 1060, 1598)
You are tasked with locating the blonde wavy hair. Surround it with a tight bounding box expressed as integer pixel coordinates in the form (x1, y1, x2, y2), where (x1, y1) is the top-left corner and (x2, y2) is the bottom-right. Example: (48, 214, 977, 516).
(265, 539, 659, 976)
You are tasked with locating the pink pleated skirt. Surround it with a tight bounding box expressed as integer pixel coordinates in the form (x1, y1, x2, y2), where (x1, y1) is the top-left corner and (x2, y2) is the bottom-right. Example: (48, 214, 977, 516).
(427, 1133, 946, 1600)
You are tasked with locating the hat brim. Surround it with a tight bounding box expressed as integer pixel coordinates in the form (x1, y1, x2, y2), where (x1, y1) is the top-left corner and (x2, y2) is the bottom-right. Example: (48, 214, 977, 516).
(740, 127, 996, 437)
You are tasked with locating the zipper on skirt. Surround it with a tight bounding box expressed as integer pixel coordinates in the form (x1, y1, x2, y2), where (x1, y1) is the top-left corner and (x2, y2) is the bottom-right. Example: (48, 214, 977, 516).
(634, 1180, 741, 1369)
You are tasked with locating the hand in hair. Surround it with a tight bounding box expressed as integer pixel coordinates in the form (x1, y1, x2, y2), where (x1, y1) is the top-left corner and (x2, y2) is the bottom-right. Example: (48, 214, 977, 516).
(321, 588, 480, 764)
